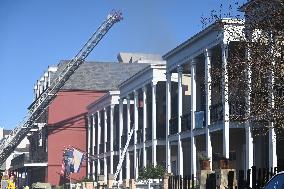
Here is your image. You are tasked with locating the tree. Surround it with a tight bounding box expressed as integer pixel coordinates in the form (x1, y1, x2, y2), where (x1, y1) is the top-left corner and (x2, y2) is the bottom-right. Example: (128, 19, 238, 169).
(203, 0, 284, 134)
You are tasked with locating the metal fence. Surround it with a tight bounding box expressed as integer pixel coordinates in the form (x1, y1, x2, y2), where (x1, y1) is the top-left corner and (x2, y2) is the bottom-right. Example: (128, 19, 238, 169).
(168, 166, 282, 189)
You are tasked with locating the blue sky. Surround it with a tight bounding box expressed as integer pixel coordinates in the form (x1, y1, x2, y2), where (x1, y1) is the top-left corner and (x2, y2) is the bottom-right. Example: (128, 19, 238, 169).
(0, 0, 246, 129)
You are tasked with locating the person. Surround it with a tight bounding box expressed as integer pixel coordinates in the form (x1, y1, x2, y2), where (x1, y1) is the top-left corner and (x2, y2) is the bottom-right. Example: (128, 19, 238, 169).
(7, 175, 16, 189)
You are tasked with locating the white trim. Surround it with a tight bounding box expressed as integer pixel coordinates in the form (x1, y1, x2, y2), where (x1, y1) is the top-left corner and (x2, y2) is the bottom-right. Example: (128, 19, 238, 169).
(24, 163, 47, 167)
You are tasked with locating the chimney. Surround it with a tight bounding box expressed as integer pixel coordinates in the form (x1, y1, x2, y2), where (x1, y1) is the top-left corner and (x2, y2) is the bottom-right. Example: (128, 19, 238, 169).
(39, 76, 44, 94)
(34, 84, 38, 99)
(37, 80, 41, 97)
(44, 72, 48, 90)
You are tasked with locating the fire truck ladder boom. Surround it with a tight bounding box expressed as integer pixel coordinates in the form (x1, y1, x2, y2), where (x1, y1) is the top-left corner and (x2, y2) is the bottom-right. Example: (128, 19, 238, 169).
(0, 11, 122, 165)
(113, 127, 134, 182)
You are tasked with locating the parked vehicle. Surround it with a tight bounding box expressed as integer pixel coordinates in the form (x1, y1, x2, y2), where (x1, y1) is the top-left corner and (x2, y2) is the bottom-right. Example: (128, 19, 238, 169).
(263, 171, 284, 189)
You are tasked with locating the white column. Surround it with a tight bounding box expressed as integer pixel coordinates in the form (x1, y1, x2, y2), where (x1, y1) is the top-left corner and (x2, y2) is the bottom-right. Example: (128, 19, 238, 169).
(191, 60, 197, 176)
(118, 99, 124, 181)
(142, 86, 147, 168)
(268, 34, 277, 168)
(126, 96, 131, 179)
(97, 111, 101, 175)
(269, 128, 277, 168)
(87, 116, 91, 178)
(177, 66, 183, 176)
(152, 81, 157, 167)
(134, 90, 139, 179)
(103, 108, 107, 181)
(221, 43, 230, 159)
(245, 47, 254, 175)
(110, 105, 114, 174)
(204, 49, 213, 169)
(166, 72, 172, 173)
(91, 114, 96, 179)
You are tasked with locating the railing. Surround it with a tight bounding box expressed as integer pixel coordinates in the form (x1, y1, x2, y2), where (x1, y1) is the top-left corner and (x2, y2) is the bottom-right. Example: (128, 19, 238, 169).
(210, 103, 223, 123)
(93, 146, 97, 155)
(121, 134, 127, 147)
(113, 142, 119, 151)
(99, 143, 104, 154)
(106, 141, 110, 152)
(145, 127, 152, 141)
(11, 153, 47, 168)
(181, 113, 191, 132)
(234, 166, 282, 189)
(229, 101, 246, 121)
(195, 111, 205, 129)
(168, 175, 195, 189)
(136, 129, 143, 143)
(169, 116, 178, 135)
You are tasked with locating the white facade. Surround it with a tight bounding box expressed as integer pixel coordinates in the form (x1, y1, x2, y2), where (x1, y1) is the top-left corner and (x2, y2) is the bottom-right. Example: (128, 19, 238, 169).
(86, 18, 282, 181)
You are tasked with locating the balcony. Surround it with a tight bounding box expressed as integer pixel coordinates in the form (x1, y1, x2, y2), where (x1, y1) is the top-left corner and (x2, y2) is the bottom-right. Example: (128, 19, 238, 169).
(169, 116, 178, 135)
(145, 127, 152, 141)
(210, 103, 223, 123)
(11, 153, 47, 170)
(181, 113, 191, 132)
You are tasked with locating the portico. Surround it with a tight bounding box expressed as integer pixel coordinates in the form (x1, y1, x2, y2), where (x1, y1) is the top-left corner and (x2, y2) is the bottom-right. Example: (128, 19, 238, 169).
(163, 18, 248, 177)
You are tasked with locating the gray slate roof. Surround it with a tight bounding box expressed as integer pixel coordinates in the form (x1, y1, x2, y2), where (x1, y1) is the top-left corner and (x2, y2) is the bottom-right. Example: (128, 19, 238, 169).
(54, 60, 149, 91)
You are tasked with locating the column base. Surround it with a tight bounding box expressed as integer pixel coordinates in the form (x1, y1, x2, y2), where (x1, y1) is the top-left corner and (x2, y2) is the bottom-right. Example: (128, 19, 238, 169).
(215, 169, 237, 189)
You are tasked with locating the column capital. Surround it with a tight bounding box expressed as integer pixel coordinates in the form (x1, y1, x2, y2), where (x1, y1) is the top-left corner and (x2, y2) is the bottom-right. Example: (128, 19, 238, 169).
(152, 81, 158, 86)
(177, 66, 183, 73)
(133, 90, 138, 97)
(221, 42, 228, 50)
(110, 104, 115, 109)
(142, 85, 147, 92)
(166, 71, 172, 77)
(126, 95, 130, 100)
(204, 49, 212, 58)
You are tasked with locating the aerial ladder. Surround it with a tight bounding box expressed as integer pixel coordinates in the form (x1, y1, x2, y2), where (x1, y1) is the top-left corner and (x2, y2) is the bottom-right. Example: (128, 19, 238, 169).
(0, 11, 123, 165)
(113, 127, 134, 182)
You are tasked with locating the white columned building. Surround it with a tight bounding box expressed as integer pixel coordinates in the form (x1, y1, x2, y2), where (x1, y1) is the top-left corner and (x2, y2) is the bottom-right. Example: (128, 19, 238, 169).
(163, 19, 246, 176)
(119, 63, 166, 179)
(87, 91, 120, 181)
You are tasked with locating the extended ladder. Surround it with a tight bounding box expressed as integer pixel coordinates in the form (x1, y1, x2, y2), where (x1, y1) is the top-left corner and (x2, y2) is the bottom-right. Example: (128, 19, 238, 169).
(113, 127, 134, 182)
(0, 11, 122, 165)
